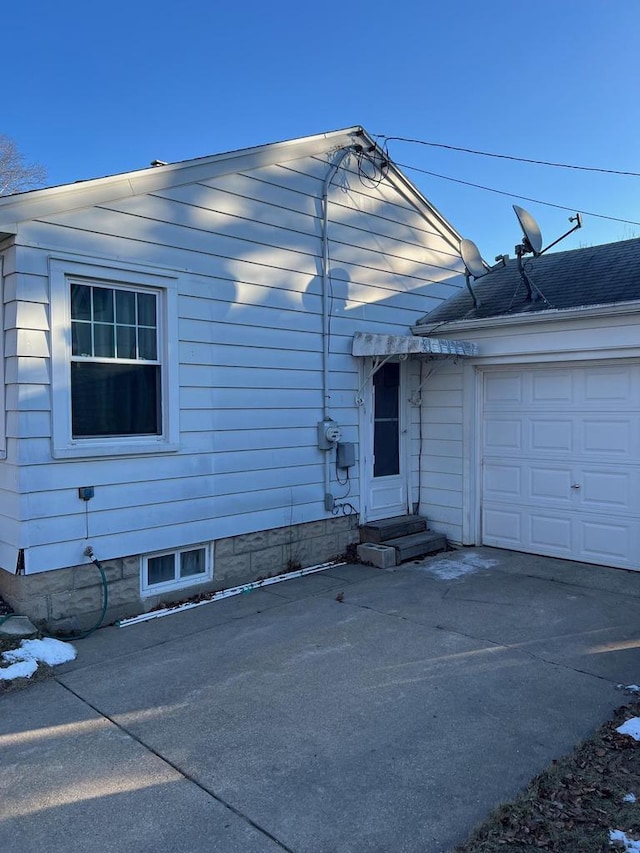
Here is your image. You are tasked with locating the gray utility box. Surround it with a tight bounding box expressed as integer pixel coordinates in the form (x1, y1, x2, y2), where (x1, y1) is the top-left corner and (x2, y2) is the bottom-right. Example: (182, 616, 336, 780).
(336, 442, 355, 469)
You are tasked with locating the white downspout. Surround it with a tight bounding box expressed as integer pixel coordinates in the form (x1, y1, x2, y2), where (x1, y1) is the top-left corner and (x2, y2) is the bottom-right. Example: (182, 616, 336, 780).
(321, 147, 355, 511)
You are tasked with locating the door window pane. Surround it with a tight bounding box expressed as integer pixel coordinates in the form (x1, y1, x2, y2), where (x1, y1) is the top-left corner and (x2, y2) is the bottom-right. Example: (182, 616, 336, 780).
(373, 362, 400, 478)
(374, 421, 400, 477)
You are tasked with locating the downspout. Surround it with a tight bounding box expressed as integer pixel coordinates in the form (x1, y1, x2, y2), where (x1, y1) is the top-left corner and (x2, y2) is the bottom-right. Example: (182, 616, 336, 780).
(321, 146, 356, 511)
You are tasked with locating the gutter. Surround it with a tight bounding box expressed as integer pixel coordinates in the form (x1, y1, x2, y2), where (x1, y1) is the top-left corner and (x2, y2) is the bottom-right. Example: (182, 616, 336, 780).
(412, 298, 640, 336)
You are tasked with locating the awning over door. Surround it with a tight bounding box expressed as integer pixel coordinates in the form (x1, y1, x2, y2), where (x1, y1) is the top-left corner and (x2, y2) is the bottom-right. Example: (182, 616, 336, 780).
(352, 332, 478, 358)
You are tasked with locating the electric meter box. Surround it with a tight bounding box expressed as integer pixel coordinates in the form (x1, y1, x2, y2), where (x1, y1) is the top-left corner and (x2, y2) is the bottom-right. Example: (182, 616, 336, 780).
(317, 419, 341, 450)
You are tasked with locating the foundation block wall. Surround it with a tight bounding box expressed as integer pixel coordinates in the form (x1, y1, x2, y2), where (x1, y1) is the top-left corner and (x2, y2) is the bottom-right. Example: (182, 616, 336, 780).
(0, 516, 360, 631)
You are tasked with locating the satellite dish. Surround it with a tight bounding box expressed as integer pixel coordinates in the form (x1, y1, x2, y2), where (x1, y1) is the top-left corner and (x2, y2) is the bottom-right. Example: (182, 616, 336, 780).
(460, 238, 486, 279)
(513, 205, 543, 256)
(459, 237, 487, 309)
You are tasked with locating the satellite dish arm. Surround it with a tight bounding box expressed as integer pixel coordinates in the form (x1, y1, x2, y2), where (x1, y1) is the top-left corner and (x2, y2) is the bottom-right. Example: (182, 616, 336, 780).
(539, 213, 583, 255)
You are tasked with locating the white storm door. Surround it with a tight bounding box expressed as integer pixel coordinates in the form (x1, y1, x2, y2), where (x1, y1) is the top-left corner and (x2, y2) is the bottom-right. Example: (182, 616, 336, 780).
(481, 364, 640, 570)
(363, 360, 409, 521)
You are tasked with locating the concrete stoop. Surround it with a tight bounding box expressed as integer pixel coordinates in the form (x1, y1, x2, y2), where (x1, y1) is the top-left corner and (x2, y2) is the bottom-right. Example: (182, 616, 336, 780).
(357, 516, 447, 568)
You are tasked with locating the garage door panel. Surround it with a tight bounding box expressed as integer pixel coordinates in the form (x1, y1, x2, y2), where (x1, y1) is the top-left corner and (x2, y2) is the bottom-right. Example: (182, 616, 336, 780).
(529, 513, 572, 552)
(580, 469, 631, 510)
(483, 463, 521, 499)
(529, 419, 573, 453)
(530, 466, 573, 502)
(580, 519, 631, 563)
(581, 419, 633, 456)
(483, 418, 522, 452)
(583, 368, 633, 403)
(532, 370, 573, 402)
(484, 372, 523, 404)
(481, 364, 640, 570)
(482, 507, 522, 546)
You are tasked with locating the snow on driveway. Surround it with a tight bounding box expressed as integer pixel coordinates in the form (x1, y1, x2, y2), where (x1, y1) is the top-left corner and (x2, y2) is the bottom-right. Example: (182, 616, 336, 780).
(0, 637, 76, 681)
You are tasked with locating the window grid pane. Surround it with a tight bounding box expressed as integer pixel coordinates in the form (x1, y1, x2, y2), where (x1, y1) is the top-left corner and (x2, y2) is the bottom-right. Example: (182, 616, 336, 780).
(70, 282, 159, 364)
(71, 284, 91, 321)
(147, 554, 176, 586)
(92, 287, 114, 323)
(180, 549, 206, 578)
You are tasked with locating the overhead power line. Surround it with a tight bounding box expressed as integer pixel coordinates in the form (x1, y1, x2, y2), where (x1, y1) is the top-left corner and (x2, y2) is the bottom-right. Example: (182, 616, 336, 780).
(377, 135, 640, 178)
(395, 161, 640, 228)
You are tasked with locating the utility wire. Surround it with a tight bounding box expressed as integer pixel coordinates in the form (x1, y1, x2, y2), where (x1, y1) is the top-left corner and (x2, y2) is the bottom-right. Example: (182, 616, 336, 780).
(377, 135, 640, 178)
(395, 161, 640, 228)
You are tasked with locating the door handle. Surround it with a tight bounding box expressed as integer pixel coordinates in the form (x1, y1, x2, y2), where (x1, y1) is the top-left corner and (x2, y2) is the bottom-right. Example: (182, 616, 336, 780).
(571, 484, 581, 490)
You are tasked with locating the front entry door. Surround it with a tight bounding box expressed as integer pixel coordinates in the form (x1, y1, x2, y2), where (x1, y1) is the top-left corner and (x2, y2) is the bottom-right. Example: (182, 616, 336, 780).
(363, 360, 409, 521)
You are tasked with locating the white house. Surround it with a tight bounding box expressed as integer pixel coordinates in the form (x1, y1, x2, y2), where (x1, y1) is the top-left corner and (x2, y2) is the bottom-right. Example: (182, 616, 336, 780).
(0, 126, 474, 630)
(414, 237, 640, 572)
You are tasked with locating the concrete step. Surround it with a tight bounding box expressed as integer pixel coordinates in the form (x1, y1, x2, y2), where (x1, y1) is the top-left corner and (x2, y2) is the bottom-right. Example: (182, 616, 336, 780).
(384, 531, 447, 563)
(360, 516, 427, 544)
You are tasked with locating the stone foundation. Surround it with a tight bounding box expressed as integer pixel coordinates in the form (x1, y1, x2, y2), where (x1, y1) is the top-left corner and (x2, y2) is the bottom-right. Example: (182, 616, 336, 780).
(0, 515, 359, 631)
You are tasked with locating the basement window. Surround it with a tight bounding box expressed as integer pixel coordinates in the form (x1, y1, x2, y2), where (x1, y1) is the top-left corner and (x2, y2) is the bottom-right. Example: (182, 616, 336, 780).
(141, 545, 212, 596)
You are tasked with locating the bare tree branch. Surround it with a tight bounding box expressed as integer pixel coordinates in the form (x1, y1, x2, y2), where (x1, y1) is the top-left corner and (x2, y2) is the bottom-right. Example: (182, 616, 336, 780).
(0, 135, 47, 196)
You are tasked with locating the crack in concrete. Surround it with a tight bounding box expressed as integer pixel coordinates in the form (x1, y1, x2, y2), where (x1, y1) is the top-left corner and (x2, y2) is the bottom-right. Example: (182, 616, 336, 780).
(336, 598, 621, 688)
(55, 678, 297, 853)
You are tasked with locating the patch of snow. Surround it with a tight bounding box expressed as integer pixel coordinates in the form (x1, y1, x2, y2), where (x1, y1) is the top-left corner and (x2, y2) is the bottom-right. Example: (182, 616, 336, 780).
(0, 637, 77, 680)
(3, 637, 77, 667)
(418, 552, 499, 581)
(618, 684, 640, 695)
(616, 718, 640, 742)
(623, 793, 637, 803)
(0, 659, 38, 681)
(610, 829, 640, 851)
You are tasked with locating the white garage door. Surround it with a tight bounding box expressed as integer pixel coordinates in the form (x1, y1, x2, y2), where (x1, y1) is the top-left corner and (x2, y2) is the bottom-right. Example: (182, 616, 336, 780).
(481, 364, 640, 570)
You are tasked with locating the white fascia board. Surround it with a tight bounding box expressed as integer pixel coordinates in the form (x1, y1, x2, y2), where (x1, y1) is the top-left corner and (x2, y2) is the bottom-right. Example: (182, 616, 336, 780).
(383, 161, 464, 254)
(0, 127, 367, 228)
(412, 299, 640, 336)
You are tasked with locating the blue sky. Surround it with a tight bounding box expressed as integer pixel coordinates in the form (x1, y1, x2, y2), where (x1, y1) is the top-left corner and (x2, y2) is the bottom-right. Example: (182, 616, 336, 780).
(5, 0, 639, 260)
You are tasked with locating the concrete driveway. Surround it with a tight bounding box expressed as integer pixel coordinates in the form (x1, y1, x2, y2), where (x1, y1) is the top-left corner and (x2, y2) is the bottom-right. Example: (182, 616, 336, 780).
(1, 547, 639, 853)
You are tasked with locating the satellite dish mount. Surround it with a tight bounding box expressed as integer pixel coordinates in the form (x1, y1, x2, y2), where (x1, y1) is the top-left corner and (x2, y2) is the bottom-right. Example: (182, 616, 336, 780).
(513, 205, 582, 302)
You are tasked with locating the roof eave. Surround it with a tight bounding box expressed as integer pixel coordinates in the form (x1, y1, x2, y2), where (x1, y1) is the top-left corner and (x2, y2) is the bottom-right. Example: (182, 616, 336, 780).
(0, 126, 368, 227)
(412, 299, 640, 335)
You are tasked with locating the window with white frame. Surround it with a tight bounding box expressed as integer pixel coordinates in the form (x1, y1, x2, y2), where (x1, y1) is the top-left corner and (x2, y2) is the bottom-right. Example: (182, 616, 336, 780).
(50, 259, 179, 458)
(70, 281, 161, 437)
(141, 545, 212, 595)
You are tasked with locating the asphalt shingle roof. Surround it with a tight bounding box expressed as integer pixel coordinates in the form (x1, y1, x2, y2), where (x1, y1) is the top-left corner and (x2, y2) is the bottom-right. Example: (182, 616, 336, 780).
(416, 237, 640, 326)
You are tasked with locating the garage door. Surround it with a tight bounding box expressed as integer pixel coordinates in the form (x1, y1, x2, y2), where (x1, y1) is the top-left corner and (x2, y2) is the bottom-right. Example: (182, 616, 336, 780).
(481, 364, 640, 570)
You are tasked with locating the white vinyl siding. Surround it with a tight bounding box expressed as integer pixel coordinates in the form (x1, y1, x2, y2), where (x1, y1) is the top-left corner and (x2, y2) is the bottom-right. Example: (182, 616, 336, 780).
(419, 362, 465, 542)
(8, 149, 465, 573)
